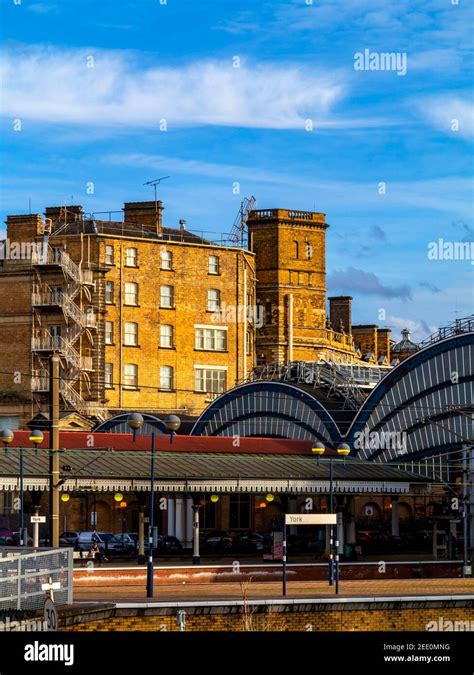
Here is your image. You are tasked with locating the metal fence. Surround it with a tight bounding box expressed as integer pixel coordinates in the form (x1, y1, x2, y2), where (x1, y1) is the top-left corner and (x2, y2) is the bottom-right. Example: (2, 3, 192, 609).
(0, 547, 73, 610)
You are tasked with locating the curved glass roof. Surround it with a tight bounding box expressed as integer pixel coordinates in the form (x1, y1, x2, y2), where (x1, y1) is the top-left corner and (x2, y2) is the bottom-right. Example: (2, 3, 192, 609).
(190, 381, 341, 444)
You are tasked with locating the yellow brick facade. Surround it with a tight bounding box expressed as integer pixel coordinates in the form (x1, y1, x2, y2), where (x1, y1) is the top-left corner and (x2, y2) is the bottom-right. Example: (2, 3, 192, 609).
(0, 201, 390, 427)
(0, 204, 255, 426)
(60, 606, 474, 632)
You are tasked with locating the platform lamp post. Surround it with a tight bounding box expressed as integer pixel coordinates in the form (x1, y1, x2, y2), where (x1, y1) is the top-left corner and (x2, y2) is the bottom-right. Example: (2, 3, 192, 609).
(126, 413, 181, 598)
(0, 429, 19, 541)
(29, 430, 44, 547)
(311, 442, 351, 591)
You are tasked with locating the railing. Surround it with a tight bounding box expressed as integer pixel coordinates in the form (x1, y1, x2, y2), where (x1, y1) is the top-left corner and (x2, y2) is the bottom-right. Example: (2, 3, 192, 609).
(0, 547, 73, 610)
(248, 360, 367, 409)
(418, 315, 474, 349)
(249, 209, 325, 222)
(31, 245, 94, 286)
(31, 333, 81, 370)
(32, 288, 86, 327)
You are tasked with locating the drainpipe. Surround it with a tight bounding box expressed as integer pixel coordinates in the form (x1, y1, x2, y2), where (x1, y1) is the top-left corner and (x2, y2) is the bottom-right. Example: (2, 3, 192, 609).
(119, 246, 123, 408)
(243, 262, 247, 379)
(287, 293, 294, 362)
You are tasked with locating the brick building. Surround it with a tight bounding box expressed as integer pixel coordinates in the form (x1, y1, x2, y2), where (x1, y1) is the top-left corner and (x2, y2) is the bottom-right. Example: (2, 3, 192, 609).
(0, 201, 255, 428)
(248, 209, 391, 365)
(0, 201, 390, 428)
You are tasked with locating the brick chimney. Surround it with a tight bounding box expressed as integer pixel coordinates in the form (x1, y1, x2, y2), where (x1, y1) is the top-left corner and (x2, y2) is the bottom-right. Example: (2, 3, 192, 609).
(123, 201, 163, 234)
(6, 214, 44, 242)
(328, 296, 352, 334)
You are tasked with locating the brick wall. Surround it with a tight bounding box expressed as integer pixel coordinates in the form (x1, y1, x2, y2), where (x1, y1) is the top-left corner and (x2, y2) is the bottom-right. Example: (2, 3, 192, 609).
(60, 604, 474, 632)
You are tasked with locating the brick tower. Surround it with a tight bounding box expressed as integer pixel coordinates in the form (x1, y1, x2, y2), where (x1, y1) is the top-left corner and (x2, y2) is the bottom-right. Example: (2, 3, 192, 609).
(248, 208, 329, 364)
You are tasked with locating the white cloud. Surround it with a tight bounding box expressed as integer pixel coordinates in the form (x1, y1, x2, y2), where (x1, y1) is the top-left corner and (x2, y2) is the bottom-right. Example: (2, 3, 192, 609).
(0, 46, 351, 130)
(418, 95, 474, 140)
(387, 315, 438, 342)
(104, 153, 474, 218)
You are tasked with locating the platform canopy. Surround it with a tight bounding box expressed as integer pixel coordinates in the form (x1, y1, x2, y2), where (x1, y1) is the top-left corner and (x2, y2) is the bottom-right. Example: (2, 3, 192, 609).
(0, 449, 430, 495)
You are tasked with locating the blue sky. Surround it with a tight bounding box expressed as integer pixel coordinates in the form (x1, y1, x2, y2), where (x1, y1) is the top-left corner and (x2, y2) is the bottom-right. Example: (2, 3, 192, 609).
(1, 0, 473, 340)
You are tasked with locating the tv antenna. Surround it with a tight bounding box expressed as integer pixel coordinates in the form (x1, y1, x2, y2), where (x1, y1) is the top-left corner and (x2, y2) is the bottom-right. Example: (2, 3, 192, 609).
(143, 176, 170, 230)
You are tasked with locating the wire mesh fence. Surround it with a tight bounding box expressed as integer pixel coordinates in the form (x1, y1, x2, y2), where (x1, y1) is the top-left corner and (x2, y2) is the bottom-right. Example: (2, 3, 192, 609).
(0, 547, 73, 610)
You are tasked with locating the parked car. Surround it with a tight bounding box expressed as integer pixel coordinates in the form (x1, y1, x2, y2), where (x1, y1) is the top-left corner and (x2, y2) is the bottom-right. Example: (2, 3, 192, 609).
(235, 531, 272, 553)
(111, 533, 137, 554)
(60, 531, 81, 545)
(76, 531, 115, 553)
(356, 530, 402, 554)
(12, 531, 33, 546)
(0, 527, 14, 539)
(0, 534, 14, 546)
(157, 535, 182, 554)
(201, 530, 233, 553)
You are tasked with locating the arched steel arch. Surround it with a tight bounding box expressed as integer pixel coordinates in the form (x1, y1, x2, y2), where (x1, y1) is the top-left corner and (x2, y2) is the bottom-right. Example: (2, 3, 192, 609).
(190, 381, 342, 444)
(347, 333, 474, 462)
(94, 412, 167, 436)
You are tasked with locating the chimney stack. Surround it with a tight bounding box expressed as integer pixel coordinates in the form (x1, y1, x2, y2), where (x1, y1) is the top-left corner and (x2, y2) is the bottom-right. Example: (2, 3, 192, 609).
(328, 296, 352, 334)
(123, 201, 164, 234)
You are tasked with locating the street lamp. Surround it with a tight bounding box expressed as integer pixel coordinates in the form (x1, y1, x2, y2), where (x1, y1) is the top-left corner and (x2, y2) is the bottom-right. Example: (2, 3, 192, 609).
(163, 414, 181, 443)
(29, 429, 44, 453)
(126, 413, 181, 598)
(0, 428, 14, 450)
(127, 413, 144, 441)
(311, 442, 351, 592)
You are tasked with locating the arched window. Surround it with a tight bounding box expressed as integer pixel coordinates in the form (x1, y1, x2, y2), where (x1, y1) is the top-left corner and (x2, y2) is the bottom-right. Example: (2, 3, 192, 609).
(306, 241, 313, 259)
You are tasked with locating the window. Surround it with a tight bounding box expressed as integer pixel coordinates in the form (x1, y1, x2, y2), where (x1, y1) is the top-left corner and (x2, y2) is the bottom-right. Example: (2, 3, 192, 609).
(0, 416, 19, 431)
(264, 302, 272, 325)
(49, 286, 62, 304)
(195, 367, 226, 394)
(208, 255, 219, 275)
(305, 241, 313, 260)
(195, 327, 227, 351)
(202, 499, 217, 529)
(160, 285, 174, 308)
(124, 363, 138, 389)
(124, 282, 138, 306)
(125, 247, 138, 267)
(105, 245, 114, 265)
(229, 494, 250, 529)
(124, 322, 138, 346)
(160, 324, 174, 348)
(49, 325, 62, 348)
(105, 363, 113, 388)
(105, 281, 114, 304)
(105, 321, 113, 345)
(52, 247, 63, 264)
(160, 365, 173, 390)
(160, 249, 173, 270)
(207, 289, 221, 312)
